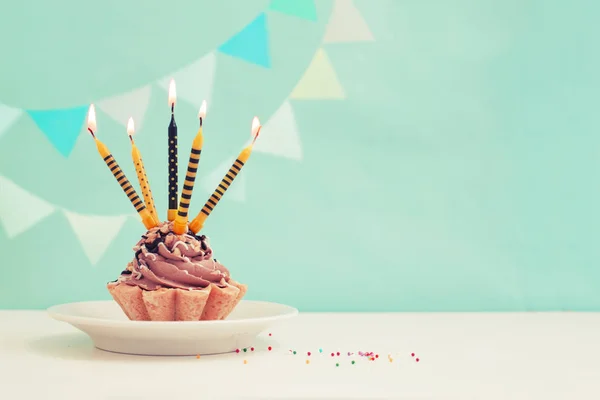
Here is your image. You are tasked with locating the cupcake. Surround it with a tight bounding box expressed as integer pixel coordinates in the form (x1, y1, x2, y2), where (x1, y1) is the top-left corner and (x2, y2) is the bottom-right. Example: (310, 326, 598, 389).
(107, 221, 247, 321)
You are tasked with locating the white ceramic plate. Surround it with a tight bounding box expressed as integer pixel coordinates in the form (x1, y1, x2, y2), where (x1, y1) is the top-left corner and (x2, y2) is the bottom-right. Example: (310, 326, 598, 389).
(47, 300, 298, 356)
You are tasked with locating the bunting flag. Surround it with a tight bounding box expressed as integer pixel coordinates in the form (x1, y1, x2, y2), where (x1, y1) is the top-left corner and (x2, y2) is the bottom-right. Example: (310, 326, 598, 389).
(254, 101, 302, 160)
(323, 0, 374, 43)
(157, 53, 216, 110)
(26, 105, 88, 157)
(97, 85, 152, 131)
(290, 48, 345, 99)
(202, 160, 246, 203)
(64, 210, 128, 265)
(0, 103, 22, 139)
(218, 13, 271, 68)
(0, 175, 56, 238)
(268, 0, 317, 21)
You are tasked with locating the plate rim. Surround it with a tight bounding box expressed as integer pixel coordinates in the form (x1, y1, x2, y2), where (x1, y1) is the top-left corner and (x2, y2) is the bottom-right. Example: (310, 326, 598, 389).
(47, 299, 299, 327)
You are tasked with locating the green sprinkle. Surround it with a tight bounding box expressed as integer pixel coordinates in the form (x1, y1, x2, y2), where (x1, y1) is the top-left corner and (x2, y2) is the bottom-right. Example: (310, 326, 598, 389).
(243, 348, 247, 352)
(293, 351, 297, 355)
(336, 363, 339, 367)
(319, 348, 323, 353)
(351, 360, 355, 365)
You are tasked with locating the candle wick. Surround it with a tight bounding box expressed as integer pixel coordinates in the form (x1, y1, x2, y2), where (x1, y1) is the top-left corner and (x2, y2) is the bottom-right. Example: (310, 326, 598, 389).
(129, 135, 134, 143)
(171, 103, 174, 114)
(199, 117, 203, 127)
(87, 127, 95, 139)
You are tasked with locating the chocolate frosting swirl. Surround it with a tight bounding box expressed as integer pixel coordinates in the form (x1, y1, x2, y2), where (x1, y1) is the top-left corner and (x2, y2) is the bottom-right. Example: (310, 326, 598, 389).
(118, 222, 230, 290)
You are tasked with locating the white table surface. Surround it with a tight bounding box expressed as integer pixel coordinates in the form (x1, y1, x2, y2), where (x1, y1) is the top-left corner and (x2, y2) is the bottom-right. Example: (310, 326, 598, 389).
(1, 310, 599, 399)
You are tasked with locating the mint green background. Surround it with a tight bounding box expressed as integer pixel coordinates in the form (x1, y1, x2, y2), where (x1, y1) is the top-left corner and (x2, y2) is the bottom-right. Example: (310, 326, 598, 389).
(1, 0, 599, 311)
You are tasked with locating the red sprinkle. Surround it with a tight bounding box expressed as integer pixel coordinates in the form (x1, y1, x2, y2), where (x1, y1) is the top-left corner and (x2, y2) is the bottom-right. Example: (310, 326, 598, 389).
(268, 333, 272, 336)
(336, 352, 340, 356)
(411, 353, 415, 357)
(268, 346, 272, 351)
(235, 349, 240, 353)
(375, 354, 379, 358)
(307, 352, 311, 356)
(250, 347, 255, 352)
(331, 353, 335, 357)
(370, 357, 375, 361)
(416, 358, 420, 362)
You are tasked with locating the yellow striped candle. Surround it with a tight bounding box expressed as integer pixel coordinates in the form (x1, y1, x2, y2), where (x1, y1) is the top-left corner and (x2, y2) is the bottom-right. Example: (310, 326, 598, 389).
(189, 116, 261, 234)
(172, 101, 207, 235)
(86, 105, 157, 230)
(127, 117, 160, 226)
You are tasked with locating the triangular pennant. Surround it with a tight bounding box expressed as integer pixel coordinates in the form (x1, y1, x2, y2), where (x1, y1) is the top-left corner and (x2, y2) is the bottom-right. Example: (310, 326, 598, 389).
(26, 105, 88, 157)
(202, 160, 246, 203)
(254, 101, 302, 160)
(290, 48, 345, 99)
(323, 0, 374, 43)
(218, 13, 271, 68)
(64, 210, 128, 265)
(268, 0, 317, 21)
(97, 85, 152, 131)
(0, 103, 22, 139)
(0, 175, 56, 238)
(158, 53, 216, 110)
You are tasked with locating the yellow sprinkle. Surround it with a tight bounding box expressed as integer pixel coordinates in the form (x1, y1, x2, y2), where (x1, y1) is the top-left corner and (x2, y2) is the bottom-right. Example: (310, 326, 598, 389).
(306, 360, 310, 365)
(243, 360, 247, 364)
(196, 354, 200, 359)
(389, 358, 394, 362)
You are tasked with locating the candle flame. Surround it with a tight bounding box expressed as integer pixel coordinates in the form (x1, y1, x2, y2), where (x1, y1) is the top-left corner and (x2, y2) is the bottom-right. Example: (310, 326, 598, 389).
(251, 116, 261, 140)
(127, 117, 135, 136)
(168, 79, 176, 107)
(198, 100, 207, 119)
(87, 104, 97, 134)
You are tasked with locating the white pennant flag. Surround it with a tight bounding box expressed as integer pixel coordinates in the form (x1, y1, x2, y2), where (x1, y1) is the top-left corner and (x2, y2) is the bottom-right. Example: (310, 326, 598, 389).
(324, 0, 375, 43)
(201, 159, 246, 203)
(0, 175, 56, 238)
(254, 101, 303, 160)
(158, 52, 216, 109)
(97, 85, 152, 131)
(64, 210, 128, 265)
(0, 103, 22, 139)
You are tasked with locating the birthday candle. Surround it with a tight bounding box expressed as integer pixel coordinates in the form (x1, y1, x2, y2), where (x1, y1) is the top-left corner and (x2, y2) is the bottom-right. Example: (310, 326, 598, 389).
(188, 117, 261, 234)
(86, 105, 157, 230)
(127, 117, 160, 225)
(167, 79, 178, 221)
(172, 101, 207, 235)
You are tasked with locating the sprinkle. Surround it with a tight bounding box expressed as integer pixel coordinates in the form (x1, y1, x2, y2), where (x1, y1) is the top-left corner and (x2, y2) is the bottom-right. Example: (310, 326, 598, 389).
(196, 354, 200, 359)
(331, 353, 335, 357)
(250, 347, 255, 352)
(268, 333, 272, 336)
(243, 360, 247, 364)
(389, 358, 394, 363)
(351, 360, 356, 365)
(243, 348, 247, 352)
(411, 353, 415, 357)
(370, 357, 375, 361)
(268, 346, 272, 351)
(307, 352, 311, 356)
(293, 351, 297, 355)
(306, 360, 310, 365)
(319, 348, 323, 353)
(235, 349, 240, 353)
(416, 358, 420, 362)
(336, 363, 340, 367)
(336, 352, 340, 356)
(375, 354, 379, 359)
(347, 352, 353, 356)
(358, 351, 364, 356)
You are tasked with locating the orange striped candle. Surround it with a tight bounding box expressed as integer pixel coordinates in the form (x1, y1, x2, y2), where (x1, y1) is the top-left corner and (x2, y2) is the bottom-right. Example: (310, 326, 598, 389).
(188, 116, 261, 234)
(86, 105, 157, 230)
(173, 101, 207, 235)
